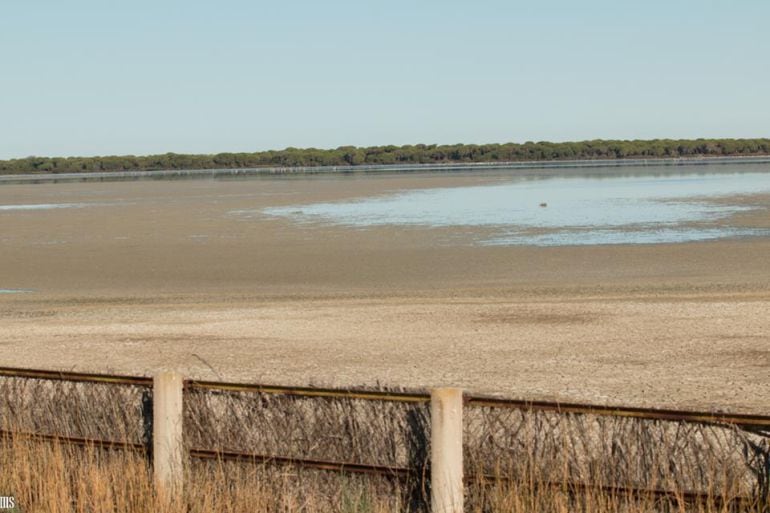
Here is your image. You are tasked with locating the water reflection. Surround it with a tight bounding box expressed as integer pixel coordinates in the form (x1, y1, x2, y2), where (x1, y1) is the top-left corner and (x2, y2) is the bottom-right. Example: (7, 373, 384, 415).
(262, 170, 770, 246)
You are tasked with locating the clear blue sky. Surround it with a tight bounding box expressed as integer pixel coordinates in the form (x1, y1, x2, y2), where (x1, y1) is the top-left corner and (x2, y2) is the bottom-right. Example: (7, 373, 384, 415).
(2, 1, 768, 159)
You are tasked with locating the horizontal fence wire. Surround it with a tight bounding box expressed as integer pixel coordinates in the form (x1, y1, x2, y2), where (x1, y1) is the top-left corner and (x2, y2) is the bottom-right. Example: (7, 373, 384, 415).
(186, 379, 430, 403)
(467, 395, 770, 429)
(0, 429, 147, 453)
(190, 448, 413, 479)
(0, 366, 152, 387)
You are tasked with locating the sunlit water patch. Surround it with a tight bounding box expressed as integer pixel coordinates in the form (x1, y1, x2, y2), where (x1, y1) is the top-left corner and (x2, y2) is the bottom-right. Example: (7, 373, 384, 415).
(258, 171, 770, 246)
(0, 202, 100, 212)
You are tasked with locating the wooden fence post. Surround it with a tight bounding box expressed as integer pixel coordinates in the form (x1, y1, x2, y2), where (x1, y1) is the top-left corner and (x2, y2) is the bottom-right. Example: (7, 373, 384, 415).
(431, 388, 463, 513)
(153, 370, 184, 497)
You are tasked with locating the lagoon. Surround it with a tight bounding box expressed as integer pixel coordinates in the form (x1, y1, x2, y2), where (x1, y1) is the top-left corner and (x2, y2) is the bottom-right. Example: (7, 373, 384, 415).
(262, 166, 770, 246)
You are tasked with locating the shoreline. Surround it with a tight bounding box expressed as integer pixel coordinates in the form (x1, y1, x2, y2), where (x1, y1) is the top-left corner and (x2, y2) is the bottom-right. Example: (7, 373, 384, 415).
(3, 154, 770, 184)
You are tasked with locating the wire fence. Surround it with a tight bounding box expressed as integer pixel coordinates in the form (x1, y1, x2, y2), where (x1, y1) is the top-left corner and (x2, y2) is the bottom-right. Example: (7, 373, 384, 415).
(0, 365, 768, 511)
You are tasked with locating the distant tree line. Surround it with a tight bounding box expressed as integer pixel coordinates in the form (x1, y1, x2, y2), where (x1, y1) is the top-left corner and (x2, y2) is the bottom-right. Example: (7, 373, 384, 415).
(2, 138, 770, 175)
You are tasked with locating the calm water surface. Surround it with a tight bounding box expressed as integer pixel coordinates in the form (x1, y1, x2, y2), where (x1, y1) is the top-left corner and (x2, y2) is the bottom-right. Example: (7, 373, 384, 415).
(2, 164, 769, 247)
(262, 168, 770, 246)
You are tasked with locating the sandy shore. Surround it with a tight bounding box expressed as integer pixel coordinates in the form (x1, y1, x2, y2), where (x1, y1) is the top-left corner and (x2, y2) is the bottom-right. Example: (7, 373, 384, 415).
(1, 172, 769, 413)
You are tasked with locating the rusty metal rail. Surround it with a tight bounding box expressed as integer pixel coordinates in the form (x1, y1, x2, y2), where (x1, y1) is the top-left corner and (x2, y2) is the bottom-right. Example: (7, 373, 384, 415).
(187, 449, 755, 507)
(190, 448, 413, 479)
(0, 366, 152, 387)
(186, 379, 430, 403)
(0, 429, 147, 453)
(1, 365, 769, 427)
(467, 395, 770, 428)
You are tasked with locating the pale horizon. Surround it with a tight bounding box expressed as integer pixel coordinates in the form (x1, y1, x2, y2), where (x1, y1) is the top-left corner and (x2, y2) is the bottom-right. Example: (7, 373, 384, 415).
(2, 0, 769, 160)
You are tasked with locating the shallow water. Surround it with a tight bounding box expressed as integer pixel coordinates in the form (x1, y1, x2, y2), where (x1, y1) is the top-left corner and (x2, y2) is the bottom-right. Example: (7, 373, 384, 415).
(262, 169, 770, 246)
(0, 202, 96, 211)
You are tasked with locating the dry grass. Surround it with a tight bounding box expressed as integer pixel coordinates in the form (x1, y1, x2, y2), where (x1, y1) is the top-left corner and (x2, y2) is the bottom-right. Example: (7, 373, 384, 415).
(0, 375, 768, 512)
(1, 436, 767, 513)
(0, 437, 399, 513)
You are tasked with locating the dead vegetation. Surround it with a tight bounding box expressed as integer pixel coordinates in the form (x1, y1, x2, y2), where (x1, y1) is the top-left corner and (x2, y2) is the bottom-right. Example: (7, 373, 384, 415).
(0, 375, 768, 512)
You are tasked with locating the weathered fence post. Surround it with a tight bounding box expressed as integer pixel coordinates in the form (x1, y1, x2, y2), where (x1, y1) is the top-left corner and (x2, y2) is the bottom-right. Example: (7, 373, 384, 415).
(431, 388, 463, 513)
(153, 370, 184, 497)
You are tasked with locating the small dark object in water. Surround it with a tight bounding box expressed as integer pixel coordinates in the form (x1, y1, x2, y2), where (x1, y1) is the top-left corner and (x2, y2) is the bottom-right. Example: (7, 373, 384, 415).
(539, 202, 548, 208)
